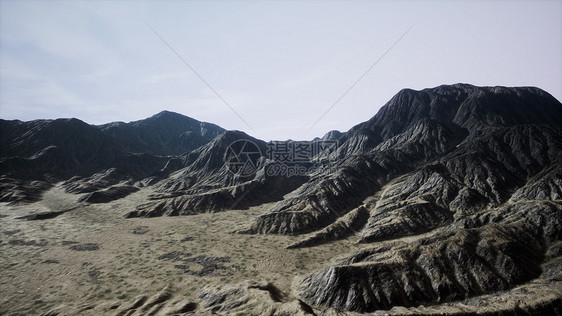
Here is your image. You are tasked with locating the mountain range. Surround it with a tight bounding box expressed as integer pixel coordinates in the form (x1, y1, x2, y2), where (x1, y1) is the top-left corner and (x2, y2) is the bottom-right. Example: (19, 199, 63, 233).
(0, 111, 224, 203)
(1, 83, 561, 315)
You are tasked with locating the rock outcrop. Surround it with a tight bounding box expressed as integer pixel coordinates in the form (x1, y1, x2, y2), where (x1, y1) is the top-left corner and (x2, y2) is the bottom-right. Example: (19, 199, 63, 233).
(298, 201, 562, 313)
(198, 280, 316, 316)
(78, 185, 139, 203)
(40, 287, 197, 316)
(287, 206, 369, 249)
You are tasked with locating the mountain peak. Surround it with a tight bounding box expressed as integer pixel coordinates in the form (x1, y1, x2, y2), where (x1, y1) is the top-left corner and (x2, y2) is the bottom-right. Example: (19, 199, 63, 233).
(151, 110, 184, 119)
(98, 111, 226, 156)
(368, 84, 561, 135)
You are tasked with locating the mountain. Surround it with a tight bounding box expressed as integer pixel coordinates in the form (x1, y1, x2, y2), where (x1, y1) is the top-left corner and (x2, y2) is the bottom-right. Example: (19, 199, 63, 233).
(97, 110, 225, 156)
(125, 130, 306, 217)
(0, 117, 167, 202)
(114, 86, 562, 238)
(267, 84, 562, 314)
(1, 84, 561, 315)
(243, 84, 562, 236)
(1, 118, 124, 178)
(312, 130, 343, 141)
(121, 84, 562, 314)
(0, 112, 226, 203)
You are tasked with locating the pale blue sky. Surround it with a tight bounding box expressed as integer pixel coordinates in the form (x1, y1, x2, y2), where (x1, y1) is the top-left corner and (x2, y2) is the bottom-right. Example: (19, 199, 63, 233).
(1, 0, 561, 141)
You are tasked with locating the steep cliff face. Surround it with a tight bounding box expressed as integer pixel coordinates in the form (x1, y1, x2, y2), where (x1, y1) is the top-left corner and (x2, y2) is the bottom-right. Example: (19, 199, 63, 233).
(358, 125, 562, 243)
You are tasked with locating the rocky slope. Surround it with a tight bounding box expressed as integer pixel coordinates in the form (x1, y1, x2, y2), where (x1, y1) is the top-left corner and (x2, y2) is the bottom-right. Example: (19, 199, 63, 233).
(242, 84, 562, 237)
(0, 118, 124, 179)
(0, 118, 165, 203)
(1, 84, 561, 315)
(119, 84, 562, 313)
(237, 84, 561, 314)
(298, 201, 561, 312)
(0, 112, 225, 204)
(125, 131, 307, 217)
(284, 85, 562, 314)
(97, 110, 225, 156)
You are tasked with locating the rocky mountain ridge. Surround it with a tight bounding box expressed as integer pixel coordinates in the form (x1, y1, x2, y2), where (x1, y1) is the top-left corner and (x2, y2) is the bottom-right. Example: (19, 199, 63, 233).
(98, 110, 225, 156)
(0, 111, 222, 203)
(1, 84, 561, 315)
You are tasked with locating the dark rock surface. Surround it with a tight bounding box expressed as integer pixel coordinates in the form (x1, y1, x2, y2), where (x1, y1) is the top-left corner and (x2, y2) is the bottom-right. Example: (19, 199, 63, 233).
(8, 239, 48, 247)
(78, 185, 139, 204)
(298, 201, 561, 312)
(131, 226, 150, 235)
(62, 168, 122, 194)
(158, 251, 236, 276)
(287, 206, 369, 249)
(126, 131, 307, 218)
(97, 110, 225, 156)
(243, 84, 562, 237)
(0, 112, 225, 204)
(69, 243, 100, 251)
(16, 206, 77, 220)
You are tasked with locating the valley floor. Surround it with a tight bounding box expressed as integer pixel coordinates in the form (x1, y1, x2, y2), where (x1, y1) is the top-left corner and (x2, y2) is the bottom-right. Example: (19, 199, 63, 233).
(0, 184, 360, 315)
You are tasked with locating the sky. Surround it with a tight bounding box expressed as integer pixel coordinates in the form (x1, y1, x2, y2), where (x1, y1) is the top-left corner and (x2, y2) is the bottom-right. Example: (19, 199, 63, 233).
(1, 0, 561, 141)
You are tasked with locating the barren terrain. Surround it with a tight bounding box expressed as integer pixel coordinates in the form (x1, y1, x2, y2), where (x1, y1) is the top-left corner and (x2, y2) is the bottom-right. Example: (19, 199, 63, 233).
(2, 84, 562, 315)
(0, 184, 360, 315)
